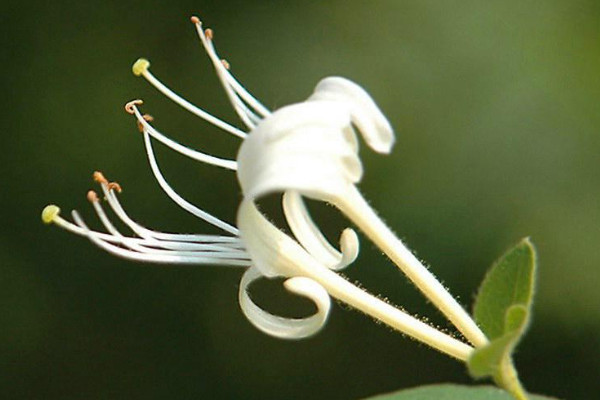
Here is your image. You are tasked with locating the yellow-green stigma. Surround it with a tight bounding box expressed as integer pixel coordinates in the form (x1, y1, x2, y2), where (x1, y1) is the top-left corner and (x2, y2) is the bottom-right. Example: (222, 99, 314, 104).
(42, 205, 60, 224)
(132, 58, 150, 76)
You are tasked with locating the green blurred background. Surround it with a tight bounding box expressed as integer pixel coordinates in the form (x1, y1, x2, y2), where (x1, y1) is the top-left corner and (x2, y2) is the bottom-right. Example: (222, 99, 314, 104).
(2, 1, 599, 399)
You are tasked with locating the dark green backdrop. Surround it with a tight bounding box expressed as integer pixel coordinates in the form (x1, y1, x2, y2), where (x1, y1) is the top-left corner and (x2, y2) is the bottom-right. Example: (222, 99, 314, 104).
(2, 1, 599, 399)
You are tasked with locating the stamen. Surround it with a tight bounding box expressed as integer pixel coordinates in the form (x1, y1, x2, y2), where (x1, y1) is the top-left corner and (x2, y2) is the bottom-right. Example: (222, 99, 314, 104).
(43, 190, 245, 261)
(132, 58, 150, 77)
(190, 18, 271, 118)
(108, 182, 122, 193)
(130, 59, 247, 139)
(102, 184, 244, 245)
(221, 59, 230, 70)
(143, 131, 240, 236)
(125, 99, 143, 114)
(42, 205, 142, 244)
(93, 171, 108, 184)
(128, 103, 238, 171)
(41, 205, 61, 224)
(91, 173, 243, 244)
(87, 190, 99, 203)
(191, 22, 264, 127)
(137, 114, 154, 133)
(71, 210, 251, 266)
(88, 178, 247, 250)
(93, 171, 122, 193)
(88, 193, 246, 258)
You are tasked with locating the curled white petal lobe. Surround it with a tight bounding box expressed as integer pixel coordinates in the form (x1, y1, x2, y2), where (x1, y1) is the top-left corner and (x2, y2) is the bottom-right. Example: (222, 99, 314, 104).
(282, 191, 359, 271)
(237, 199, 306, 278)
(239, 267, 330, 339)
(237, 77, 394, 203)
(337, 228, 359, 270)
(309, 76, 395, 154)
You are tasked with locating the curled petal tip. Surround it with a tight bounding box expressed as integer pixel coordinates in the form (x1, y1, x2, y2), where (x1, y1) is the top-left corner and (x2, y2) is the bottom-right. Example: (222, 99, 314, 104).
(132, 58, 150, 76)
(41, 205, 60, 224)
(239, 267, 330, 340)
(338, 228, 360, 268)
(311, 76, 395, 154)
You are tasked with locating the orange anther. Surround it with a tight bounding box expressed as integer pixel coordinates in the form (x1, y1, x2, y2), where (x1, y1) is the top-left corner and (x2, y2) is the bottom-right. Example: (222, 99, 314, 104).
(125, 99, 143, 114)
(93, 171, 122, 193)
(87, 190, 99, 203)
(190, 16, 200, 24)
(93, 171, 108, 184)
(137, 114, 154, 132)
(107, 182, 122, 193)
(205, 28, 214, 40)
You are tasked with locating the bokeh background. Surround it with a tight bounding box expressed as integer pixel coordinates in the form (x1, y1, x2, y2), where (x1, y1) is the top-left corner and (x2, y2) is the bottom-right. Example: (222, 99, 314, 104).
(2, 1, 599, 399)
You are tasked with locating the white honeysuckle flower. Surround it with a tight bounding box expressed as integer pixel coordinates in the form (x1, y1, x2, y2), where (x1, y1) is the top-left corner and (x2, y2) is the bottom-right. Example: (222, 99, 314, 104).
(42, 16, 484, 361)
(238, 75, 489, 348)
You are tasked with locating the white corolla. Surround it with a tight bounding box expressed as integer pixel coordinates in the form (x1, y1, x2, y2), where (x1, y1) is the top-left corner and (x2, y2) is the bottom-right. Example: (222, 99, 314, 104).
(43, 17, 487, 361)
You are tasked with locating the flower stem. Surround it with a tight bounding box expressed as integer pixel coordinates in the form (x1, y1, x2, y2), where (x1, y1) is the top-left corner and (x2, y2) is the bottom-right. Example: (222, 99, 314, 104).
(337, 187, 489, 348)
(497, 357, 529, 400)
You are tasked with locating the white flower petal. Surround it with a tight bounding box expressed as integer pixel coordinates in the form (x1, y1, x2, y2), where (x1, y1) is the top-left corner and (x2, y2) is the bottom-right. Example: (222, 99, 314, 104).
(309, 76, 395, 154)
(237, 199, 305, 277)
(282, 191, 359, 270)
(238, 267, 330, 339)
(257, 100, 351, 143)
(337, 228, 359, 270)
(237, 101, 361, 201)
(282, 191, 340, 266)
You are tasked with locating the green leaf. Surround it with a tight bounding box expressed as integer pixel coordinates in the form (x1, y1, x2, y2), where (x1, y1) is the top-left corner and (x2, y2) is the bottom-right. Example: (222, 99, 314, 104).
(468, 239, 537, 382)
(361, 384, 557, 400)
(473, 239, 536, 340)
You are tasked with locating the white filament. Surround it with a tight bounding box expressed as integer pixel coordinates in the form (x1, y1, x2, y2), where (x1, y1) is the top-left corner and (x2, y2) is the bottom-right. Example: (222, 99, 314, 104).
(140, 68, 247, 139)
(142, 131, 240, 235)
(89, 197, 245, 257)
(132, 106, 237, 171)
(192, 21, 271, 128)
(99, 183, 243, 248)
(72, 211, 251, 266)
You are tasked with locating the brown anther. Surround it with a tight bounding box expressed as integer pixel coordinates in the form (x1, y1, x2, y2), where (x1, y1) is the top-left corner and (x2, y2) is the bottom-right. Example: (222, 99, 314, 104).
(221, 59, 230, 70)
(87, 190, 99, 203)
(93, 171, 122, 193)
(107, 182, 122, 193)
(93, 171, 108, 184)
(205, 28, 213, 40)
(136, 114, 154, 132)
(125, 99, 143, 114)
(190, 16, 200, 24)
